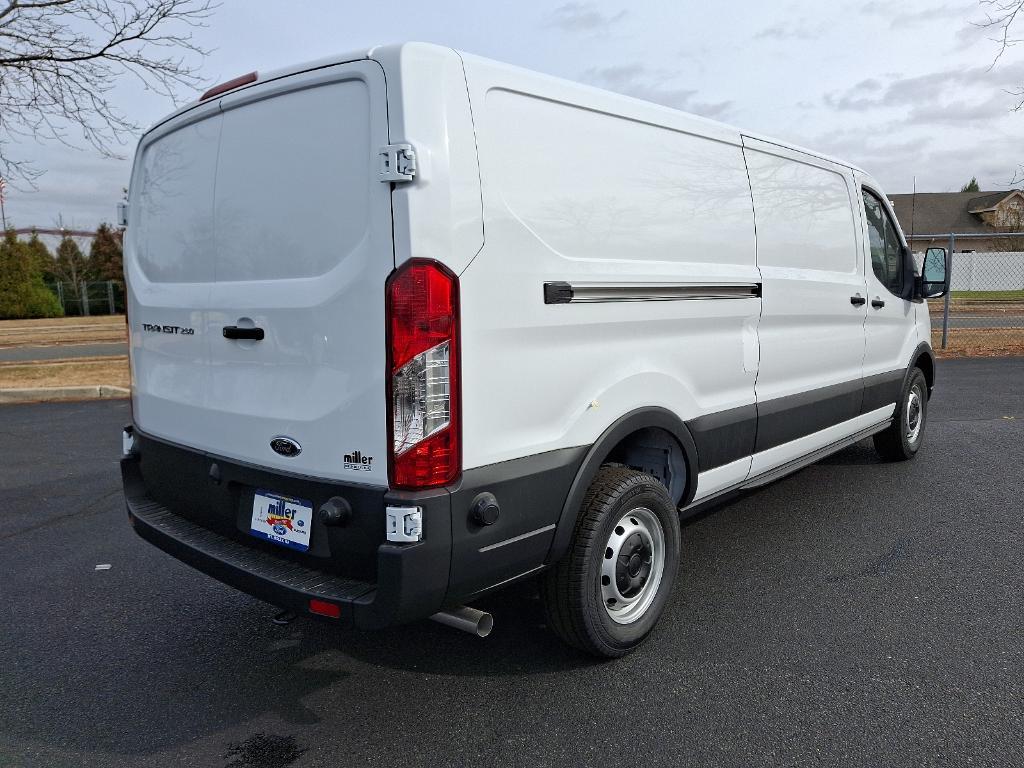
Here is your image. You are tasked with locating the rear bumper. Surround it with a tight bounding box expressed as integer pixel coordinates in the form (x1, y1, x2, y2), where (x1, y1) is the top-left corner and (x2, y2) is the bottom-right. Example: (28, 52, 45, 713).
(121, 439, 453, 630)
(122, 429, 587, 629)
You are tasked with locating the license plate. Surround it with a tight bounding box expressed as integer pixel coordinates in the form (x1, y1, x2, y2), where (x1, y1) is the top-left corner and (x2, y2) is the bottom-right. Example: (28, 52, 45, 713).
(250, 490, 313, 552)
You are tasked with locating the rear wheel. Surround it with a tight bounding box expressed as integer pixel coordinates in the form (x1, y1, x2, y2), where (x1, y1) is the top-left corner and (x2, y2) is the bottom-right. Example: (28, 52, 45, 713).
(873, 367, 928, 461)
(541, 466, 680, 658)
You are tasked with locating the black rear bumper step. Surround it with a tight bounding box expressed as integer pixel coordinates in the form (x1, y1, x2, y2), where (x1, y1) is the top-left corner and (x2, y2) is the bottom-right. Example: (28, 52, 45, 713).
(126, 481, 374, 626)
(121, 452, 458, 629)
(133, 495, 371, 594)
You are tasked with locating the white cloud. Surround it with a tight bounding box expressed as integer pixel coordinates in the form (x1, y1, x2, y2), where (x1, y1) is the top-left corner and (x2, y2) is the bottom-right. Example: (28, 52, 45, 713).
(754, 21, 824, 41)
(544, 3, 627, 33)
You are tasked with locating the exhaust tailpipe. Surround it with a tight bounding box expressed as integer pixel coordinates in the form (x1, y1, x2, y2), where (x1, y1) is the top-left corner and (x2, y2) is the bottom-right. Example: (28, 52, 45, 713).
(430, 606, 493, 637)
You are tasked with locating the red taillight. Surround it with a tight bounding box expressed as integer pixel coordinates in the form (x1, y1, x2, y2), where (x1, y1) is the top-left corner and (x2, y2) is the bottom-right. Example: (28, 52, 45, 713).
(386, 259, 460, 490)
(308, 599, 341, 619)
(200, 71, 258, 101)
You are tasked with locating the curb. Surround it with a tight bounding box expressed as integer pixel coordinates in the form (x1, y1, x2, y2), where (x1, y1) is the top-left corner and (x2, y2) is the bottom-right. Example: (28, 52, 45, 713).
(0, 385, 130, 404)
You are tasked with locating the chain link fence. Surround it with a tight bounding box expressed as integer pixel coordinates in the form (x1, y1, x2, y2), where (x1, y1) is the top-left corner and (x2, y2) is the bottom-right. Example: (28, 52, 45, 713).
(46, 280, 125, 317)
(910, 232, 1024, 356)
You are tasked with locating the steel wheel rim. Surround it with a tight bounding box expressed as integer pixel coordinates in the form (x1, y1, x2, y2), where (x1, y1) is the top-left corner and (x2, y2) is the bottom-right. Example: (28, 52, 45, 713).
(905, 386, 924, 444)
(600, 507, 666, 625)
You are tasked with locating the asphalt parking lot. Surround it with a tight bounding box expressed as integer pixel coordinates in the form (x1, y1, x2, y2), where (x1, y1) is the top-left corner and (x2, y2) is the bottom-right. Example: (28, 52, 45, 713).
(1, 357, 1022, 768)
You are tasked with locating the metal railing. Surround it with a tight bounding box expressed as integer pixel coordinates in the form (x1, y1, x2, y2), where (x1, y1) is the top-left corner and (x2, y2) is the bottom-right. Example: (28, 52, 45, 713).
(909, 232, 1024, 353)
(47, 280, 124, 316)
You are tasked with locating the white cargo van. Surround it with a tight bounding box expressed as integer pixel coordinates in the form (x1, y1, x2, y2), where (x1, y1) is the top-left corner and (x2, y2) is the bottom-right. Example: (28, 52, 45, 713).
(120, 43, 951, 657)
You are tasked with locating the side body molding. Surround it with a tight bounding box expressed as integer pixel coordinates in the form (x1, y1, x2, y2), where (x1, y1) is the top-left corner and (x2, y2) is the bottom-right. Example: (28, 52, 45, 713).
(545, 407, 699, 564)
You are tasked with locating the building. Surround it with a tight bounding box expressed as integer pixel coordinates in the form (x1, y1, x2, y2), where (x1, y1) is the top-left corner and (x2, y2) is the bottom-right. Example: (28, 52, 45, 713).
(888, 190, 1024, 252)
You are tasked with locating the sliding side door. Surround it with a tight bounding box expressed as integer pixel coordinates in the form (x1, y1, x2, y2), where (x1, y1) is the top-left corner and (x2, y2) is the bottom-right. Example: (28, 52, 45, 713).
(743, 138, 868, 474)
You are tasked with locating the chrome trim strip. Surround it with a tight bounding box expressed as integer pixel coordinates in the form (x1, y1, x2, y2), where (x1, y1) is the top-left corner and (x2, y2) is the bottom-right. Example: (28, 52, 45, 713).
(544, 282, 761, 304)
(478, 524, 556, 553)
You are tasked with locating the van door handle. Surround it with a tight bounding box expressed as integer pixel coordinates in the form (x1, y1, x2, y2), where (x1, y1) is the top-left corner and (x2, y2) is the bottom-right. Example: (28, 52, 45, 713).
(850, 295, 866, 306)
(222, 326, 265, 341)
(871, 298, 885, 309)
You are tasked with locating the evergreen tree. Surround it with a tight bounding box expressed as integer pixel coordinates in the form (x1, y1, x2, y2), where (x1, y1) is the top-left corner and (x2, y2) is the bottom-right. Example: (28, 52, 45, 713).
(89, 223, 124, 282)
(959, 177, 980, 193)
(24, 231, 55, 281)
(53, 235, 92, 286)
(0, 229, 63, 318)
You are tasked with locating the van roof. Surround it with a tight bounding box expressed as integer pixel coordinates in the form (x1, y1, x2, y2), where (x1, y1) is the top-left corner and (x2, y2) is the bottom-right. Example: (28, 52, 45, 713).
(143, 41, 866, 176)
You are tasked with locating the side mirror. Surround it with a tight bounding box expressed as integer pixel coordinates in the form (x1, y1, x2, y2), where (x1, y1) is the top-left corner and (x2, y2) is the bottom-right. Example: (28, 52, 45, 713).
(918, 247, 950, 299)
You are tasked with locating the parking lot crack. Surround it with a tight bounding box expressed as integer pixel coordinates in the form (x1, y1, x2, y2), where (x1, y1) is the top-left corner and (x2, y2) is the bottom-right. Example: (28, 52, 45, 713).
(0, 488, 121, 541)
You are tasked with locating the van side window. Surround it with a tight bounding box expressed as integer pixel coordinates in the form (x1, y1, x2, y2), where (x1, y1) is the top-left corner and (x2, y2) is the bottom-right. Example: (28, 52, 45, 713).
(861, 190, 903, 296)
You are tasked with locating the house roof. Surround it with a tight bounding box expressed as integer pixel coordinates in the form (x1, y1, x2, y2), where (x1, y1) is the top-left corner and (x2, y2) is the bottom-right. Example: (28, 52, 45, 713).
(966, 190, 1022, 213)
(888, 190, 1020, 236)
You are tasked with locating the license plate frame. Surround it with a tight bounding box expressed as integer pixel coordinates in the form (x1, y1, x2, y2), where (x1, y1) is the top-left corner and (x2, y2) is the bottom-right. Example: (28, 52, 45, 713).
(249, 490, 313, 552)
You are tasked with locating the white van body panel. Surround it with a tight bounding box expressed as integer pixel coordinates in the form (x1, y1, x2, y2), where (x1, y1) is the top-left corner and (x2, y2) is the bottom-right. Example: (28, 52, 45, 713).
(458, 52, 760, 492)
(692, 457, 753, 502)
(371, 43, 484, 275)
(127, 60, 394, 484)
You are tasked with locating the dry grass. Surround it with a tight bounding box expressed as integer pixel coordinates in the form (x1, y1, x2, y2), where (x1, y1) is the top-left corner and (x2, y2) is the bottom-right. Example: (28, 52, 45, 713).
(928, 300, 1024, 317)
(0, 356, 130, 389)
(933, 329, 1024, 359)
(0, 315, 126, 348)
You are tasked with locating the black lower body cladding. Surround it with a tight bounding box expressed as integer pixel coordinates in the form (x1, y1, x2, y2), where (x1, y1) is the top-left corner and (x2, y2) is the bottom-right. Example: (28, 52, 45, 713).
(122, 430, 586, 629)
(686, 364, 922, 470)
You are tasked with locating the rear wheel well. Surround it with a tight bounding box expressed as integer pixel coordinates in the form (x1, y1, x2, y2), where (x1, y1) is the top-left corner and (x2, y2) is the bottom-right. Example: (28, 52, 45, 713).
(605, 427, 689, 506)
(547, 408, 699, 565)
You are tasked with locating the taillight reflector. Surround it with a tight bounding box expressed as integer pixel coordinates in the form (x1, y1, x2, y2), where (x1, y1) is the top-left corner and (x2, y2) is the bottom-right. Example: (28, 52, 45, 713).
(308, 599, 341, 619)
(386, 260, 461, 490)
(200, 71, 257, 101)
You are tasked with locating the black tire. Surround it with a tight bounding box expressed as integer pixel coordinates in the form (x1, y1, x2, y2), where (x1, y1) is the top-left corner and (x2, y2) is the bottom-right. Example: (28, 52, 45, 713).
(540, 466, 681, 658)
(873, 367, 928, 461)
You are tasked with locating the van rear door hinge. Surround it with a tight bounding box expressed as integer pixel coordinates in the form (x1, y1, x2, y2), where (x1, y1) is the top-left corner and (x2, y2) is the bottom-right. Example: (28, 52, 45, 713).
(378, 144, 417, 183)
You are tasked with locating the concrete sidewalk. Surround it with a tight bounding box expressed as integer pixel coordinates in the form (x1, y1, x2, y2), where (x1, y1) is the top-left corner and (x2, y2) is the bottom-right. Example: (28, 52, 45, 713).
(0, 385, 129, 403)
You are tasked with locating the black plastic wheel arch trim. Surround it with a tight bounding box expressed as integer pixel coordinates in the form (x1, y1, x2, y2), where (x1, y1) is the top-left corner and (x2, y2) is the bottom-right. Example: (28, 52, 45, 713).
(546, 407, 699, 565)
(909, 342, 937, 397)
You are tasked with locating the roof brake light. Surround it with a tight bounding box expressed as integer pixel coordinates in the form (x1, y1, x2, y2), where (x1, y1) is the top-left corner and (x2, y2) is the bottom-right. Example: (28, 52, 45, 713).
(200, 71, 258, 101)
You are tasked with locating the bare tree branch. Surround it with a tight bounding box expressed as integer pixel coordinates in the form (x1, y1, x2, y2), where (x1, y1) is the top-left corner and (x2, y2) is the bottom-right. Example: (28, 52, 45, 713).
(0, 0, 216, 186)
(976, 0, 1023, 69)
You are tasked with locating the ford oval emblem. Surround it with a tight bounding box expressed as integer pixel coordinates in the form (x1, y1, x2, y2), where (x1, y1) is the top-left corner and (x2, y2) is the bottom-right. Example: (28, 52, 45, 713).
(270, 437, 301, 457)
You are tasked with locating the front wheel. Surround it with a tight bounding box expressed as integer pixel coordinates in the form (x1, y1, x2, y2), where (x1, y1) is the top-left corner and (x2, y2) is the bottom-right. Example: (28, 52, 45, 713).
(873, 367, 928, 461)
(540, 466, 681, 658)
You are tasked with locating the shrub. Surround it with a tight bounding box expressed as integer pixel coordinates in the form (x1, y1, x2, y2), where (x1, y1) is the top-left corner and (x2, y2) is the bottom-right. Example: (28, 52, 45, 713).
(0, 229, 65, 318)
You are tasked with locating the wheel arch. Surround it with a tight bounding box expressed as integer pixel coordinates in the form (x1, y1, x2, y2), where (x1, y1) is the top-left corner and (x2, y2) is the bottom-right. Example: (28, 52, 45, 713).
(545, 407, 699, 564)
(910, 341, 936, 397)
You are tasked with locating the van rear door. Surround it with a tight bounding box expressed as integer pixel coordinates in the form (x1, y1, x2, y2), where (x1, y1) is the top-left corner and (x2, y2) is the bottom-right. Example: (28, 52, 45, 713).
(126, 61, 394, 484)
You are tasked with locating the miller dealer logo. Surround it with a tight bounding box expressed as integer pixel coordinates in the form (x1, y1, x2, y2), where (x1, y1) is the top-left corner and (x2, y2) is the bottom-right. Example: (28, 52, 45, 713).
(263, 497, 305, 537)
(344, 450, 373, 471)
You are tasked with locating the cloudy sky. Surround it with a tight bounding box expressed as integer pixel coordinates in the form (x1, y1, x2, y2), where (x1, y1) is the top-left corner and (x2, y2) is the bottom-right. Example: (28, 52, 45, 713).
(3, 0, 1022, 230)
